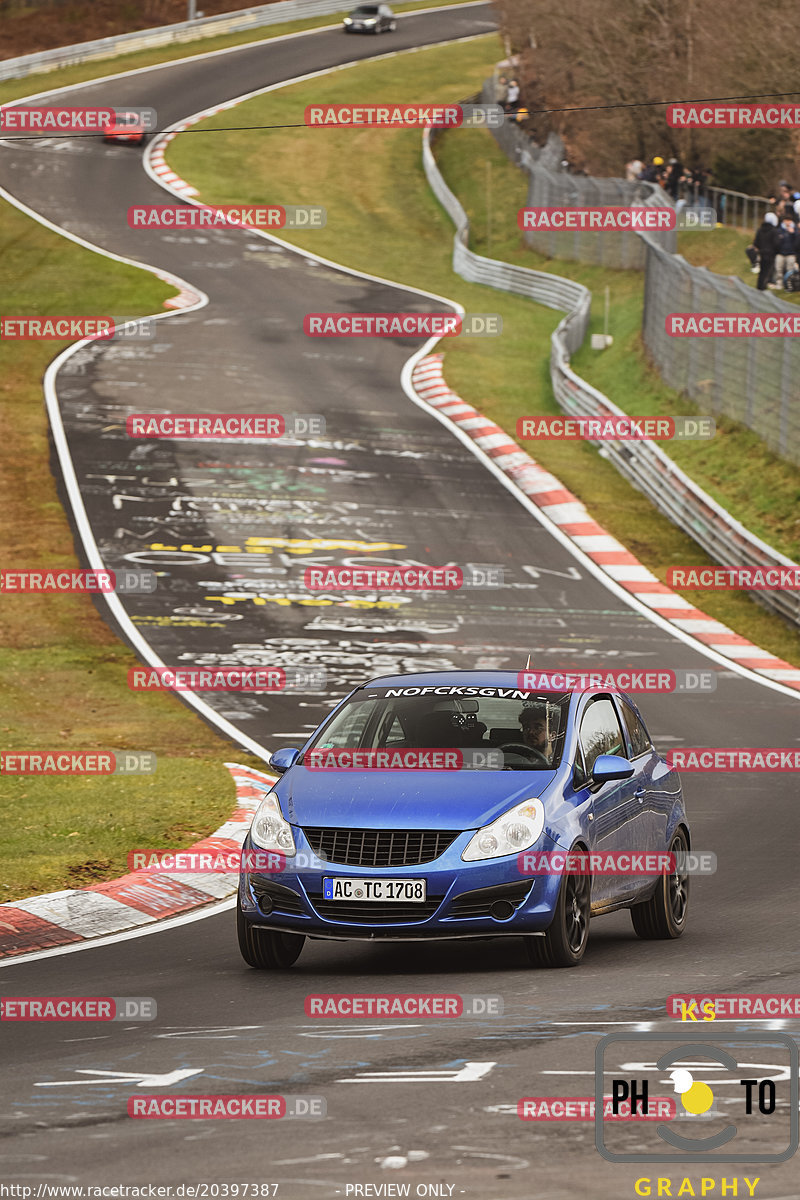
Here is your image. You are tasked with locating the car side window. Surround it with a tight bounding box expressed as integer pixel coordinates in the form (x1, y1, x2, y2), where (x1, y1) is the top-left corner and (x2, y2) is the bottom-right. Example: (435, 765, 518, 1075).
(620, 702, 652, 758)
(578, 697, 626, 779)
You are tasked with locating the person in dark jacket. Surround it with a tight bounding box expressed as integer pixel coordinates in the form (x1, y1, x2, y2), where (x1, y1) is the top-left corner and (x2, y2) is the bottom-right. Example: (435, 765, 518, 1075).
(665, 158, 683, 200)
(774, 217, 798, 288)
(754, 212, 779, 290)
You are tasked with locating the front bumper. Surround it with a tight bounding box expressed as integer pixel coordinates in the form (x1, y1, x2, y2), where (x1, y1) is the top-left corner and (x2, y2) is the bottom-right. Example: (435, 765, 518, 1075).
(238, 831, 562, 939)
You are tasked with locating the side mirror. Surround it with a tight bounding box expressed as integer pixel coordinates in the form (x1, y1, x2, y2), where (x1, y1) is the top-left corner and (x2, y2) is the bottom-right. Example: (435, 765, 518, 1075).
(591, 753, 635, 784)
(269, 747, 301, 774)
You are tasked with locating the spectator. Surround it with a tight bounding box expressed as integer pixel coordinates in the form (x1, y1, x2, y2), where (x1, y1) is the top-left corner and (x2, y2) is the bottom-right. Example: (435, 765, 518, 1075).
(665, 157, 683, 200)
(770, 181, 800, 207)
(684, 162, 712, 205)
(753, 212, 779, 290)
(639, 155, 665, 182)
(504, 79, 520, 112)
(625, 157, 645, 181)
(774, 216, 798, 288)
(496, 75, 509, 106)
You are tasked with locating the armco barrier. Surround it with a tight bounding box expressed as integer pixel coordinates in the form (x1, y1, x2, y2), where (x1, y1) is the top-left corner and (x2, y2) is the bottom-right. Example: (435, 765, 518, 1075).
(423, 126, 800, 630)
(1, 0, 355, 80)
(480, 85, 800, 467)
(479, 80, 677, 268)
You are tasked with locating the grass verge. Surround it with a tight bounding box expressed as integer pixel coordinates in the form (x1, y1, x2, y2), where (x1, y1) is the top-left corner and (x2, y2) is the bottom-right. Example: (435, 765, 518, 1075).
(0, 200, 263, 902)
(166, 34, 800, 668)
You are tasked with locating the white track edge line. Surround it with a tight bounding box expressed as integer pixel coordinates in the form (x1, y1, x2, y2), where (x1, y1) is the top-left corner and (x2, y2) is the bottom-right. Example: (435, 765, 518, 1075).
(0, 896, 237, 969)
(145, 55, 800, 703)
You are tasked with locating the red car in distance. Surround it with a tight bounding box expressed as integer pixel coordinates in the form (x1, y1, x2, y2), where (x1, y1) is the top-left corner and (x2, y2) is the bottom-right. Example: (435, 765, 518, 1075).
(103, 111, 146, 145)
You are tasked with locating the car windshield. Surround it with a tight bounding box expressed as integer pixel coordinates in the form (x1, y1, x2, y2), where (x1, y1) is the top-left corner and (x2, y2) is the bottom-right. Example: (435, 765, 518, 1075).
(304, 685, 571, 770)
(352, 6, 380, 13)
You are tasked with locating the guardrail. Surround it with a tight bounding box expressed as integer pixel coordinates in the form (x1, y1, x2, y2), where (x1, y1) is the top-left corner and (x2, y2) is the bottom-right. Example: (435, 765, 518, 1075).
(679, 183, 772, 231)
(481, 88, 800, 469)
(422, 125, 800, 630)
(0, 0, 349, 80)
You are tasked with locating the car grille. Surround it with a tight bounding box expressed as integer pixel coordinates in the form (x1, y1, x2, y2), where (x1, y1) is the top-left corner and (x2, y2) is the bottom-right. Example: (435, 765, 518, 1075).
(309, 896, 442, 924)
(302, 827, 459, 868)
(447, 881, 532, 919)
(249, 876, 306, 917)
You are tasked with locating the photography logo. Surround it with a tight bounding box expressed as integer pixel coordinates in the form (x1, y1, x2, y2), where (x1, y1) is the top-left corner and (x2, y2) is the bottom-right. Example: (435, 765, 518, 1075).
(595, 1032, 798, 1163)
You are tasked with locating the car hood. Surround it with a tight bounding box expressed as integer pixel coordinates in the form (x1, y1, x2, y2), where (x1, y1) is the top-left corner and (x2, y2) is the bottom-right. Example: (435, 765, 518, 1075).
(276, 767, 559, 830)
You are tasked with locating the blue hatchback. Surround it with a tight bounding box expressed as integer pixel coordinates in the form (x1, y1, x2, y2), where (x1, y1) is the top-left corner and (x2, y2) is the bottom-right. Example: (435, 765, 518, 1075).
(237, 671, 690, 968)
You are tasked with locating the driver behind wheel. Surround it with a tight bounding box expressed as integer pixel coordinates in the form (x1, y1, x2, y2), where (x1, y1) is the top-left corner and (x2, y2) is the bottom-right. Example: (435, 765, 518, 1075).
(518, 704, 553, 762)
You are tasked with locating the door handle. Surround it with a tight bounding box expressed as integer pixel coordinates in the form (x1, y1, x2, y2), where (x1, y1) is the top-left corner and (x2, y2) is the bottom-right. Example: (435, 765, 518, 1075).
(635, 787, 646, 802)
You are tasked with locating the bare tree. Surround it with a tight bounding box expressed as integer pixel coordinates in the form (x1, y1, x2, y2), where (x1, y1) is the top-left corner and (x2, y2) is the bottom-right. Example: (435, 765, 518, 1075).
(492, 0, 797, 192)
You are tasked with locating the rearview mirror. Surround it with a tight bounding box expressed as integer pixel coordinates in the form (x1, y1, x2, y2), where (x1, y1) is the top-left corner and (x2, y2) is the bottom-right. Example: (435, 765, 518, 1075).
(269, 747, 301, 774)
(591, 753, 635, 784)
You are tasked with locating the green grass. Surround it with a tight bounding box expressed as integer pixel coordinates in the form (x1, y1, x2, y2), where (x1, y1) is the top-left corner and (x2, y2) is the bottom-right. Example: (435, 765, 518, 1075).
(0, 0, 471, 106)
(434, 132, 800, 567)
(165, 35, 800, 669)
(0, 199, 265, 902)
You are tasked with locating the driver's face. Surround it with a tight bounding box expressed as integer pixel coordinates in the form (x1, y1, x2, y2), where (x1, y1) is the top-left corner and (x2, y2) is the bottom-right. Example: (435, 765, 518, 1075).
(520, 718, 547, 749)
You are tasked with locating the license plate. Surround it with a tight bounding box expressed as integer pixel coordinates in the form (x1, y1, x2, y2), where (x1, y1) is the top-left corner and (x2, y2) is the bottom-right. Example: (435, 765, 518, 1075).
(323, 877, 427, 902)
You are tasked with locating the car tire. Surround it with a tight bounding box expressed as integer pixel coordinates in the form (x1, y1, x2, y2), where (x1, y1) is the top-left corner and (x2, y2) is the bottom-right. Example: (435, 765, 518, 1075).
(389, 20, 397, 29)
(630, 828, 689, 939)
(237, 898, 305, 968)
(525, 862, 590, 968)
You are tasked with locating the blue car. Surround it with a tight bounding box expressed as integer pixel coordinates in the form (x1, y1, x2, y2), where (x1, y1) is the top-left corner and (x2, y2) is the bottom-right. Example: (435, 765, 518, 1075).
(237, 671, 690, 969)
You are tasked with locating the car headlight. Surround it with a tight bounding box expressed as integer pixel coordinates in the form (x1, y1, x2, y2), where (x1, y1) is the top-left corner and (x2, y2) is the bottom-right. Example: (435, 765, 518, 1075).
(250, 792, 296, 855)
(461, 798, 545, 861)
(343, 15, 352, 21)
